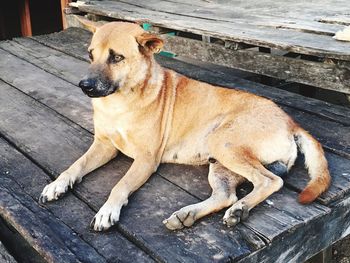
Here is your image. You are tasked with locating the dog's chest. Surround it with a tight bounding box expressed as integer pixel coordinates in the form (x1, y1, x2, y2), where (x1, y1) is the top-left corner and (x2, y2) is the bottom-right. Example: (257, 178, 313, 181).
(95, 112, 140, 157)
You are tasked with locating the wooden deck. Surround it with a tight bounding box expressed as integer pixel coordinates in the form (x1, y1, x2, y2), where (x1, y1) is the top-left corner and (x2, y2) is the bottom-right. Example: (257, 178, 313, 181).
(69, 0, 350, 95)
(0, 27, 350, 262)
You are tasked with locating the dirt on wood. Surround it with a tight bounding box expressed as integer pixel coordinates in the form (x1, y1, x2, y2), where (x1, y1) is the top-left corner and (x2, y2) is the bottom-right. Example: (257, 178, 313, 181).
(333, 235, 350, 263)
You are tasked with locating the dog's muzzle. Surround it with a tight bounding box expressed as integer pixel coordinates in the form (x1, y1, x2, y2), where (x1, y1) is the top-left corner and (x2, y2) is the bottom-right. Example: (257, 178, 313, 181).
(79, 78, 118, 98)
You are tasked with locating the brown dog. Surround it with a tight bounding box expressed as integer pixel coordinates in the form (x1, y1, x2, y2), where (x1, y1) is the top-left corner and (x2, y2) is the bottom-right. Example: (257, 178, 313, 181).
(39, 22, 331, 231)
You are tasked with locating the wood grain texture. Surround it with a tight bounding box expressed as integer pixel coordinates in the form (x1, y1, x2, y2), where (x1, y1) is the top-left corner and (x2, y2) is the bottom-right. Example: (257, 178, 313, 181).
(67, 1, 350, 93)
(70, 0, 350, 60)
(115, 0, 347, 35)
(0, 122, 151, 263)
(0, 165, 106, 262)
(0, 241, 16, 263)
(0, 48, 93, 133)
(238, 194, 350, 263)
(162, 35, 350, 94)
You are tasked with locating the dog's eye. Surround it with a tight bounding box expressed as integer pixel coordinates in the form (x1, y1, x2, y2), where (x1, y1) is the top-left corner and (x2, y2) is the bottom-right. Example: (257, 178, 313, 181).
(108, 49, 124, 64)
(114, 55, 124, 63)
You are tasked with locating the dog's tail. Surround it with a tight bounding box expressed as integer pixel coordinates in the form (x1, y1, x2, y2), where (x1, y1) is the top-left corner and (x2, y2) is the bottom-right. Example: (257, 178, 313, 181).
(294, 127, 331, 204)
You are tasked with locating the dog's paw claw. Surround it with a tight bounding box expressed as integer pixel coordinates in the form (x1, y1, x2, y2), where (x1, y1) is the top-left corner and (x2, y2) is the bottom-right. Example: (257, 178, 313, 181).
(38, 194, 48, 204)
(223, 203, 249, 227)
(90, 217, 96, 230)
(91, 203, 120, 232)
(163, 209, 196, 230)
(39, 179, 70, 203)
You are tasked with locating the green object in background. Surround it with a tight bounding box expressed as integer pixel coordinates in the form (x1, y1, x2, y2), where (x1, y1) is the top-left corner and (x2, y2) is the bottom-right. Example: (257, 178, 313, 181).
(142, 23, 152, 31)
(142, 23, 177, 58)
(158, 51, 176, 58)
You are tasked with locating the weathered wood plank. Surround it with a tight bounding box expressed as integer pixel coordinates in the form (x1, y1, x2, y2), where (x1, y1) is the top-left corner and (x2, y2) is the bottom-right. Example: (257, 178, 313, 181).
(162, 35, 350, 94)
(0, 80, 263, 262)
(0, 48, 93, 133)
(319, 15, 350, 26)
(0, 38, 88, 85)
(0, 218, 45, 263)
(70, 0, 350, 60)
(117, 0, 345, 35)
(0, 241, 16, 263)
(0, 137, 152, 263)
(0, 178, 105, 263)
(64, 3, 350, 93)
(28, 27, 350, 126)
(238, 193, 350, 263)
(2, 30, 350, 203)
(32, 27, 92, 61)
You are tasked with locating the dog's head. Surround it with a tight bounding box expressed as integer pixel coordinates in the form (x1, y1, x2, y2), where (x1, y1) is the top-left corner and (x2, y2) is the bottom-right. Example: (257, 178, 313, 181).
(79, 22, 164, 98)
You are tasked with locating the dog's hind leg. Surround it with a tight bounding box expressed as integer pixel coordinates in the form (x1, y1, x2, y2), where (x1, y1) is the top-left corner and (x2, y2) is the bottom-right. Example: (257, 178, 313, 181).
(39, 136, 118, 203)
(163, 162, 244, 230)
(209, 142, 284, 227)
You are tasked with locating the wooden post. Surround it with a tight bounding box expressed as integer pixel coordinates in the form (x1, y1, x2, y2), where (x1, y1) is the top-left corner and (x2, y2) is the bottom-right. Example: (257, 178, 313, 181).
(61, 0, 71, 29)
(19, 0, 32, 36)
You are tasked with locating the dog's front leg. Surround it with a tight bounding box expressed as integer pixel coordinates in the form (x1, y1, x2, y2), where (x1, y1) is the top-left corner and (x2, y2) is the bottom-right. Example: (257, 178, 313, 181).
(91, 156, 158, 231)
(40, 137, 118, 203)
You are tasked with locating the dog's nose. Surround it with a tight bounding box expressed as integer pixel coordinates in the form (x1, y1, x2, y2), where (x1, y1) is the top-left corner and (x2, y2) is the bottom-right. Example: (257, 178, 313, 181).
(79, 79, 95, 92)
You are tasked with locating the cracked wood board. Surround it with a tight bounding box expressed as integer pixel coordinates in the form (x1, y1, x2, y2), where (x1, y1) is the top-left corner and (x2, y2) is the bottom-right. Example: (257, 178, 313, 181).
(0, 139, 151, 263)
(70, 0, 350, 60)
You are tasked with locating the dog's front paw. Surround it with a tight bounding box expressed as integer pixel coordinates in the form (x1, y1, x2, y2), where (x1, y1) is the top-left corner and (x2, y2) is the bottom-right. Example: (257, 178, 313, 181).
(223, 202, 249, 227)
(39, 179, 71, 203)
(90, 202, 121, 231)
(163, 208, 197, 230)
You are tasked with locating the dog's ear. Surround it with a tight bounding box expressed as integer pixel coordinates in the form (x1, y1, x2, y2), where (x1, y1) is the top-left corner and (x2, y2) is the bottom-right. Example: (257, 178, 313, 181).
(75, 15, 105, 33)
(136, 33, 164, 55)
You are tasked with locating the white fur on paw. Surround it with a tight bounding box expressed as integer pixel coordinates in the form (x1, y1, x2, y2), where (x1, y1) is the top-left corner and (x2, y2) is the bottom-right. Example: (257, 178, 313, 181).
(223, 202, 249, 227)
(39, 179, 70, 203)
(163, 209, 196, 230)
(90, 202, 121, 231)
